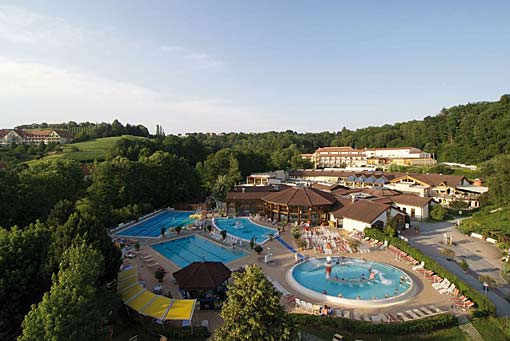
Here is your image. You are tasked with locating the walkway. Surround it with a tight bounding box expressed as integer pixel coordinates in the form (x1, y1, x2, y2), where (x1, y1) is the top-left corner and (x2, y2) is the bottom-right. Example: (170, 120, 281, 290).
(458, 316, 483, 341)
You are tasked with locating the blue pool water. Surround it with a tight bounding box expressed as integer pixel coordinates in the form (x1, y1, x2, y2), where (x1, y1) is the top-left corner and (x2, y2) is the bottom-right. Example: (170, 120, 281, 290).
(292, 257, 412, 300)
(213, 217, 278, 244)
(151, 235, 247, 268)
(117, 211, 196, 237)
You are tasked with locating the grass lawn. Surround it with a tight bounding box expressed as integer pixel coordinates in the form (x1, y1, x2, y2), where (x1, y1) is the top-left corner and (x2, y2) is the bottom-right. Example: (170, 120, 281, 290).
(472, 316, 510, 341)
(26, 135, 145, 165)
(299, 325, 467, 341)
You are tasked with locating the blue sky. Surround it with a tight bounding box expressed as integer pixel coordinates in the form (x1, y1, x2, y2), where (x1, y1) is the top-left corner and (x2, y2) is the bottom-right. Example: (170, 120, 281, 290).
(0, 1, 509, 133)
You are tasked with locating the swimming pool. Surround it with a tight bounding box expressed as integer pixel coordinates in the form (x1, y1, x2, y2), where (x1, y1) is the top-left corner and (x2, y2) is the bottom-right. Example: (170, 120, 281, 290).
(116, 210, 196, 237)
(290, 257, 414, 305)
(213, 217, 278, 244)
(151, 235, 247, 268)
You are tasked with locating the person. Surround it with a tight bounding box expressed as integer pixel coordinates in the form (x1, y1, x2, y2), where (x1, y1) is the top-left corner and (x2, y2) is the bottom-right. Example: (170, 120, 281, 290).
(336, 259, 340, 265)
(334, 275, 339, 280)
(338, 293, 343, 298)
(394, 288, 399, 295)
(322, 289, 328, 295)
(385, 293, 389, 298)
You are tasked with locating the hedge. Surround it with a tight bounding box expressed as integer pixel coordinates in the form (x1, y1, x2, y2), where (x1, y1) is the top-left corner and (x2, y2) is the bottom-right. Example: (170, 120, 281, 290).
(291, 313, 458, 335)
(364, 228, 496, 315)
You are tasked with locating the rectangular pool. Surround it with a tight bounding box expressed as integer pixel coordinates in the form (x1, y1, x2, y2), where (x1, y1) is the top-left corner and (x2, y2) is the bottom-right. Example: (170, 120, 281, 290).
(213, 217, 278, 244)
(116, 210, 196, 238)
(151, 235, 247, 268)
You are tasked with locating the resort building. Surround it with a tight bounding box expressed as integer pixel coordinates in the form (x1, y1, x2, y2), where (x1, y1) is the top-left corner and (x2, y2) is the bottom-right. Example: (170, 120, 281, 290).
(306, 146, 435, 169)
(388, 174, 488, 208)
(0, 128, 73, 146)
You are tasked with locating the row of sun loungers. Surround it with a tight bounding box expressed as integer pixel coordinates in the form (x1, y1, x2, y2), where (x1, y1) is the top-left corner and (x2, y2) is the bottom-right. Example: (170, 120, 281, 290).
(369, 239, 477, 311)
(209, 230, 242, 246)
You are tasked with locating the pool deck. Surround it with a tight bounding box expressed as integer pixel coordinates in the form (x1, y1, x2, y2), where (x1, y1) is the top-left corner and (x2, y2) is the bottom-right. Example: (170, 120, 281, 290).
(122, 227, 456, 334)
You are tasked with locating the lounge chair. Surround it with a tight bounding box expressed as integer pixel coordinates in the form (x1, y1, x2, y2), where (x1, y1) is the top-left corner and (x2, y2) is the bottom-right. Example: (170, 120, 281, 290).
(432, 278, 449, 290)
(386, 313, 398, 322)
(419, 306, 434, 316)
(312, 304, 321, 315)
(406, 310, 419, 319)
(343, 310, 351, 319)
(353, 311, 361, 320)
(371, 315, 381, 323)
(412, 261, 425, 270)
(439, 283, 456, 295)
(429, 305, 444, 313)
(363, 315, 371, 322)
(379, 314, 389, 323)
(397, 312, 411, 322)
(306, 302, 313, 313)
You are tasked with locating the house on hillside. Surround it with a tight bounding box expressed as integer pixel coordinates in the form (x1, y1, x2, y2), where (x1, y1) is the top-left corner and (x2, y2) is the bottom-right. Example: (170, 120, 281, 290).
(0, 129, 73, 146)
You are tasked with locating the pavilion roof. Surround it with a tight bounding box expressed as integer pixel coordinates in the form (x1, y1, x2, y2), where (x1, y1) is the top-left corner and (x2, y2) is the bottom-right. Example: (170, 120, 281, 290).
(262, 186, 336, 207)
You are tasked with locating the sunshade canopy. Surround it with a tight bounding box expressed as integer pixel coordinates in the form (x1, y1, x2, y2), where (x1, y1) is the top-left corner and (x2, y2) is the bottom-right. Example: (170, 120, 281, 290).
(173, 261, 231, 291)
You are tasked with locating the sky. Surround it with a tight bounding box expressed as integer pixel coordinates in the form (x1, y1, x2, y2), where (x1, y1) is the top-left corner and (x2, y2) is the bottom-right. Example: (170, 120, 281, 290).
(0, 1, 509, 134)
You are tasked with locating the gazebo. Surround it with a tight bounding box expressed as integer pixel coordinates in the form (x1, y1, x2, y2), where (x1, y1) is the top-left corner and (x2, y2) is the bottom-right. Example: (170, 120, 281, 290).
(173, 261, 231, 309)
(262, 186, 336, 225)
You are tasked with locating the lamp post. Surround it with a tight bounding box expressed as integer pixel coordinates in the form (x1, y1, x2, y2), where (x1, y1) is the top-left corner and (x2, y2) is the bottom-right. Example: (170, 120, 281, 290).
(483, 282, 489, 296)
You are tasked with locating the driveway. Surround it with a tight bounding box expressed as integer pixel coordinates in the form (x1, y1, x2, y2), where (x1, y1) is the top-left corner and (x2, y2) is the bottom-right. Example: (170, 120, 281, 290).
(402, 220, 510, 316)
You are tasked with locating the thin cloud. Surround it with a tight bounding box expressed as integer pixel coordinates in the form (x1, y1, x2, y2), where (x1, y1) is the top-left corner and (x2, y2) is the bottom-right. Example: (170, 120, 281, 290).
(0, 5, 85, 46)
(0, 57, 266, 133)
(160, 44, 224, 69)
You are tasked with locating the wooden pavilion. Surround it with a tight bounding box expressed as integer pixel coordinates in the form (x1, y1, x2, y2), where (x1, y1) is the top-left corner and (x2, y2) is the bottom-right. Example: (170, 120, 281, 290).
(262, 187, 336, 225)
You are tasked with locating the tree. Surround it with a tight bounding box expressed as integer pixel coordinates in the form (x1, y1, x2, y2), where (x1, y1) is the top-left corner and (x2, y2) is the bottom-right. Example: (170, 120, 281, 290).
(430, 204, 448, 221)
(0, 222, 51, 339)
(155, 268, 166, 282)
(483, 154, 510, 207)
(20, 243, 114, 341)
(215, 265, 295, 341)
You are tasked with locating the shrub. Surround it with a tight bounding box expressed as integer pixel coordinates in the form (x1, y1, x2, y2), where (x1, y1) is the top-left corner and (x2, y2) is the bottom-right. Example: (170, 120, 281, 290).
(206, 224, 212, 232)
(290, 313, 457, 336)
(431, 204, 448, 221)
(250, 237, 255, 250)
(296, 238, 307, 250)
(155, 268, 166, 282)
(175, 226, 182, 234)
(291, 226, 302, 240)
(364, 228, 496, 315)
(254, 245, 263, 254)
(220, 230, 227, 239)
(460, 259, 469, 272)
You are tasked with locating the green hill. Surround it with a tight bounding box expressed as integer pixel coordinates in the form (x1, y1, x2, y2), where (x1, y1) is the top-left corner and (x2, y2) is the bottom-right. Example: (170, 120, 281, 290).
(26, 135, 145, 165)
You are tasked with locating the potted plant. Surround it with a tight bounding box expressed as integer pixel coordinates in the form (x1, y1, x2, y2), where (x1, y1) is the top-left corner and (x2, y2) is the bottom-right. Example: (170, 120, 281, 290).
(220, 230, 227, 239)
(254, 245, 263, 255)
(250, 237, 255, 250)
(291, 226, 302, 240)
(155, 268, 166, 282)
(175, 226, 182, 234)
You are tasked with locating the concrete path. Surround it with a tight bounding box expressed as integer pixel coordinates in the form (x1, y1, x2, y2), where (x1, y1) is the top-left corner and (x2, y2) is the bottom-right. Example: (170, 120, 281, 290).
(405, 220, 510, 316)
(458, 316, 484, 341)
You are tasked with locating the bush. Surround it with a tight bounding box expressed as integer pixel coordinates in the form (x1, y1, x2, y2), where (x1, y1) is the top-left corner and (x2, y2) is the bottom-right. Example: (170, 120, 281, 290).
(291, 226, 303, 240)
(460, 259, 469, 272)
(220, 230, 227, 239)
(206, 224, 212, 232)
(254, 245, 263, 254)
(296, 238, 307, 250)
(160, 326, 211, 339)
(364, 228, 496, 315)
(291, 313, 457, 336)
(431, 204, 448, 221)
(175, 226, 182, 234)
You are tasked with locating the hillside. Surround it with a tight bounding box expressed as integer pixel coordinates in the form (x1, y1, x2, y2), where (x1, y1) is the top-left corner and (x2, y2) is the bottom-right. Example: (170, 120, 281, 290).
(331, 94, 510, 164)
(26, 136, 145, 165)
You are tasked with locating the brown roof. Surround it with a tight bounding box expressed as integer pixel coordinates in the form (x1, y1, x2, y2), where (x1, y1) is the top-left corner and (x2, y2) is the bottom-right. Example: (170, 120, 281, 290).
(392, 173, 466, 187)
(361, 188, 400, 197)
(226, 185, 287, 201)
(262, 187, 336, 207)
(315, 146, 355, 152)
(311, 183, 348, 192)
(0, 129, 10, 138)
(288, 169, 403, 181)
(339, 200, 391, 224)
(330, 187, 363, 196)
(172, 261, 231, 290)
(390, 194, 432, 207)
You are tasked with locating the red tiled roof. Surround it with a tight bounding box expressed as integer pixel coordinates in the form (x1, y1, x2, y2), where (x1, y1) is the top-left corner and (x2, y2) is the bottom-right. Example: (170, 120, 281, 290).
(391, 173, 466, 187)
(361, 188, 400, 197)
(390, 194, 432, 207)
(262, 187, 336, 207)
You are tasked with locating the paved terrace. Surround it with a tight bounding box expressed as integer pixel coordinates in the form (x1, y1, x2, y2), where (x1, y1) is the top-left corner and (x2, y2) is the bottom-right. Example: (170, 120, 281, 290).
(123, 227, 456, 333)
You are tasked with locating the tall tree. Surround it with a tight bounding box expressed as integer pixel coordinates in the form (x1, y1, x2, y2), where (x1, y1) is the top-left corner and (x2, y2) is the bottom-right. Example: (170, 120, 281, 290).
(215, 265, 295, 341)
(20, 243, 114, 341)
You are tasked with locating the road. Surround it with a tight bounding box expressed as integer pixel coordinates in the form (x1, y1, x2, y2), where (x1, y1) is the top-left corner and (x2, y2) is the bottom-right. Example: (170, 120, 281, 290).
(403, 219, 510, 316)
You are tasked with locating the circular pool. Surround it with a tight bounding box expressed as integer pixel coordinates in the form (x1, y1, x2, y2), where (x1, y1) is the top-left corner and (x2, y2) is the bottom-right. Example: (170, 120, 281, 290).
(288, 257, 416, 307)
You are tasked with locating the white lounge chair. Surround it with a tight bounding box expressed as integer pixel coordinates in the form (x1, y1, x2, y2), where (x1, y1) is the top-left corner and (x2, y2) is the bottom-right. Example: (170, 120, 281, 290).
(406, 310, 419, 319)
(439, 283, 456, 295)
(420, 306, 434, 316)
(429, 305, 445, 313)
(397, 312, 410, 322)
(432, 278, 449, 290)
(412, 261, 425, 270)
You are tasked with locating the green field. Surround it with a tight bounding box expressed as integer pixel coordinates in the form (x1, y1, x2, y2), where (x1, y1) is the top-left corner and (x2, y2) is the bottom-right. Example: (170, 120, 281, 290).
(26, 135, 144, 165)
